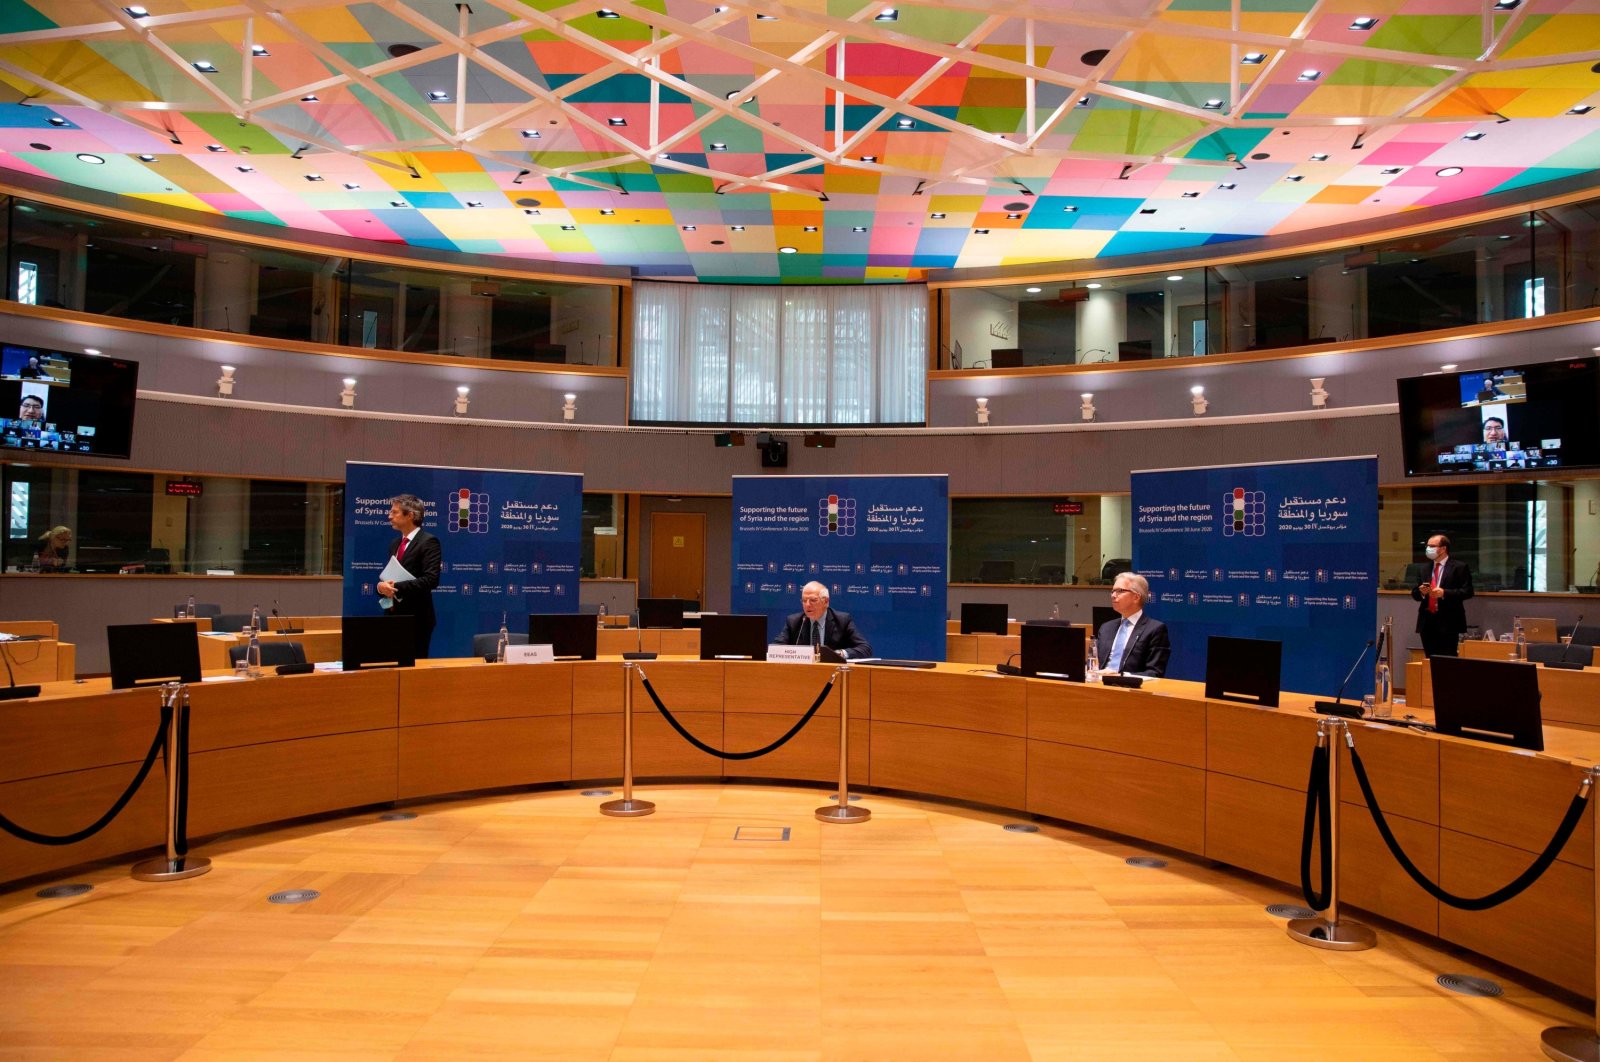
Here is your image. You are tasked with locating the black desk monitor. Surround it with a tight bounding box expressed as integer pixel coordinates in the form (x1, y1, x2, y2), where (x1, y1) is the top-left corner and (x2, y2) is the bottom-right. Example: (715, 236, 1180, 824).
(1091, 606, 1119, 632)
(1204, 635, 1282, 707)
(107, 622, 203, 689)
(528, 613, 598, 661)
(1021, 623, 1086, 681)
(699, 614, 769, 660)
(342, 615, 415, 670)
(1430, 655, 1544, 751)
(960, 602, 1009, 635)
(638, 597, 688, 629)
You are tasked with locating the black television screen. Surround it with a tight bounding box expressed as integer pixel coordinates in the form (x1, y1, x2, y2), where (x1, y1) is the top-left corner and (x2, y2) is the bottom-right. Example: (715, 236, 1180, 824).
(1021, 623, 1086, 681)
(107, 622, 202, 689)
(960, 602, 1009, 635)
(638, 597, 688, 629)
(528, 613, 598, 660)
(1397, 356, 1600, 477)
(1204, 635, 1282, 707)
(699, 614, 769, 660)
(341, 615, 415, 670)
(0, 345, 139, 459)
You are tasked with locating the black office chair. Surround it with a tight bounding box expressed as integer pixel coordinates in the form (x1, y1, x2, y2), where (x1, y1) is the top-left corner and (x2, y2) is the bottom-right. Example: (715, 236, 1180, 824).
(173, 602, 223, 618)
(226, 641, 306, 667)
(473, 632, 529, 658)
(212, 612, 260, 633)
(1559, 624, 1600, 647)
(1527, 642, 1595, 668)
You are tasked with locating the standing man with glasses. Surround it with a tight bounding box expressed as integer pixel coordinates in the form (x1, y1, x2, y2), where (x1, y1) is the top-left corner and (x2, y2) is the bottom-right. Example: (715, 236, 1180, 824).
(779, 581, 872, 660)
(1412, 533, 1473, 658)
(1095, 572, 1171, 678)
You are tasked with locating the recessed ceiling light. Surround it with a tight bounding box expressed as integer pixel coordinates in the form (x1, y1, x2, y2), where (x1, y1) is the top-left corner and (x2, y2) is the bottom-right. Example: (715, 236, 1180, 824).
(428, 90, 450, 102)
(1285, 174, 1305, 182)
(206, 144, 226, 152)
(301, 95, 318, 102)
(1242, 52, 1266, 64)
(466, 200, 483, 208)
(251, 44, 269, 56)
(1063, 205, 1078, 212)
(137, 154, 156, 161)
(600, 208, 615, 216)
(1497, 234, 1513, 239)
(76, 153, 104, 164)
(659, 152, 670, 159)
(852, 225, 867, 232)
(803, 225, 818, 232)
(123, 5, 148, 15)
(1380, 166, 1403, 174)
(710, 142, 727, 151)
(1436, 166, 1463, 177)
(1076, 96, 1091, 107)
(896, 118, 915, 129)
(236, 165, 255, 172)
(930, 212, 946, 219)
(731, 225, 745, 231)
(1202, 99, 1224, 110)
(1493, 0, 1520, 8)
(1569, 104, 1594, 115)
(860, 155, 877, 162)
(390, 199, 406, 207)
(1310, 153, 1329, 161)
(607, 117, 627, 126)
(1167, 275, 1184, 281)
(1218, 182, 1236, 189)
(305, 173, 324, 181)
(1462, 131, 1486, 141)
(755, 13, 778, 20)
(682, 224, 696, 231)
(84, 347, 100, 355)
(1349, 16, 1378, 29)
(46, 116, 67, 127)
(874, 7, 899, 20)
(1139, 207, 1157, 214)
(1086, 282, 1102, 289)
(521, 129, 541, 139)
(1441, 363, 1459, 371)
(193, 60, 218, 73)
(597, 7, 620, 16)
(1298, 69, 1321, 81)
(1181, 191, 1200, 198)
(344, 182, 360, 190)
(779, 245, 797, 253)
(524, 208, 540, 215)
(27, 143, 50, 151)
(1025, 287, 1041, 294)
(974, 228, 990, 234)
(561, 224, 576, 231)
(1006, 213, 1022, 220)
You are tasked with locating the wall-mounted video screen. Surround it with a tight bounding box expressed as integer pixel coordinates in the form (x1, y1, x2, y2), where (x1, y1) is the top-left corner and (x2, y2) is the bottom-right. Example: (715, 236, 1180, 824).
(0, 345, 139, 459)
(1397, 356, 1600, 477)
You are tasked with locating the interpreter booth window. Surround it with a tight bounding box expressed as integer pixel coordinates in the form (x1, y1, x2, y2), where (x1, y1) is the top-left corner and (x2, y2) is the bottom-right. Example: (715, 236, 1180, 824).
(1377, 481, 1600, 595)
(950, 496, 1132, 585)
(0, 465, 344, 576)
(581, 492, 624, 578)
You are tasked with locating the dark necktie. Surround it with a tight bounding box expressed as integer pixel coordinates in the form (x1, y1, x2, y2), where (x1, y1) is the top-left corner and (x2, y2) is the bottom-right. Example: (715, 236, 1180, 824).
(811, 617, 821, 648)
(397, 536, 408, 561)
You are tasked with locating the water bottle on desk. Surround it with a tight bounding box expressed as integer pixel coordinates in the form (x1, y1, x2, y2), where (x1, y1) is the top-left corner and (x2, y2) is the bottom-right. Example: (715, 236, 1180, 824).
(186, 594, 196, 619)
(495, 612, 509, 663)
(597, 602, 608, 625)
(1085, 636, 1101, 683)
(1373, 662, 1393, 718)
(250, 603, 262, 633)
(1513, 618, 1526, 661)
(1050, 602, 1061, 620)
(245, 626, 262, 678)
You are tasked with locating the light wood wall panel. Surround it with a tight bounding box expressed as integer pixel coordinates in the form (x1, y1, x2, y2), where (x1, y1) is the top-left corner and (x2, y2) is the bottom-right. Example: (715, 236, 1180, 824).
(398, 717, 572, 798)
(1028, 740, 1205, 855)
(871, 719, 1025, 808)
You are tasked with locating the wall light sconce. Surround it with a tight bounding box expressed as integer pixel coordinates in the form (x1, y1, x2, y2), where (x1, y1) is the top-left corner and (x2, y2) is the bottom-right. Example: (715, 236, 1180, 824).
(1080, 393, 1096, 422)
(340, 378, 357, 408)
(1190, 385, 1208, 416)
(1310, 377, 1329, 409)
(454, 385, 470, 416)
(217, 364, 236, 397)
(975, 397, 990, 426)
(562, 393, 577, 422)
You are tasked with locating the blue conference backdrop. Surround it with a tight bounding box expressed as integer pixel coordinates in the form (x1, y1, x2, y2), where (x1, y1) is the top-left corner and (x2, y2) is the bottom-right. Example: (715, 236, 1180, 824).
(731, 475, 948, 661)
(1131, 456, 1379, 698)
(343, 462, 583, 657)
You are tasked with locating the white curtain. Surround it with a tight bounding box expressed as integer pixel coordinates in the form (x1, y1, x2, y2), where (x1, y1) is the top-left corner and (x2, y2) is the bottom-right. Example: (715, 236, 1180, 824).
(632, 281, 927, 424)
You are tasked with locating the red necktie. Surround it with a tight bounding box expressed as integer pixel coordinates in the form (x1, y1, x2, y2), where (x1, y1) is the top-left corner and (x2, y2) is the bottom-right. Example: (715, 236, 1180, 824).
(396, 536, 408, 561)
(1429, 562, 1440, 613)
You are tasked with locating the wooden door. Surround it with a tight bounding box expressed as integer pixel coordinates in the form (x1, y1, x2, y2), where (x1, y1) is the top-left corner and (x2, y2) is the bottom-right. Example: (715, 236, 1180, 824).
(650, 512, 706, 607)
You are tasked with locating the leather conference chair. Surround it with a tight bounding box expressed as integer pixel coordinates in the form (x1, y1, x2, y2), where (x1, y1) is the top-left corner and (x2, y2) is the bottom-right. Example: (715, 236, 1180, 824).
(1526, 642, 1595, 668)
(226, 641, 306, 667)
(473, 632, 529, 658)
(212, 613, 259, 633)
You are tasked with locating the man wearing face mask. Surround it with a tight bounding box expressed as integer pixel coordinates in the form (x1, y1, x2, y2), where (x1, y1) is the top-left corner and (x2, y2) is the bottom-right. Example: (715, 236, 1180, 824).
(1412, 533, 1473, 658)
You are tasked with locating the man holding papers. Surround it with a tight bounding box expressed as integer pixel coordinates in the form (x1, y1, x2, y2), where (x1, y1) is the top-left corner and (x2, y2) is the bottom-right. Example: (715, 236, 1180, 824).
(376, 493, 441, 658)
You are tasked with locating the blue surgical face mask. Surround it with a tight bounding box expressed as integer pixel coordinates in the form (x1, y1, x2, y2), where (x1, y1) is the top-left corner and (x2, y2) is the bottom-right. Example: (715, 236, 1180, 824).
(1425, 546, 1440, 561)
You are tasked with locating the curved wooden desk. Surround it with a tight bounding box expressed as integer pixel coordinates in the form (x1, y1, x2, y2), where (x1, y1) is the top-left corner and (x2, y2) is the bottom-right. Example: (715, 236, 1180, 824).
(2, 660, 1596, 998)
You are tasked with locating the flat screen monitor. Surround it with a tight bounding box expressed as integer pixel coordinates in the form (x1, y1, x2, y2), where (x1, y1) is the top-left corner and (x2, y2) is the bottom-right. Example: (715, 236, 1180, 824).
(1204, 635, 1282, 707)
(1397, 355, 1600, 477)
(107, 622, 202, 689)
(1021, 623, 1086, 681)
(638, 597, 688, 629)
(699, 614, 769, 660)
(341, 615, 415, 670)
(960, 602, 1009, 635)
(1091, 606, 1119, 633)
(0, 345, 139, 459)
(528, 613, 598, 660)
(1430, 656, 1544, 751)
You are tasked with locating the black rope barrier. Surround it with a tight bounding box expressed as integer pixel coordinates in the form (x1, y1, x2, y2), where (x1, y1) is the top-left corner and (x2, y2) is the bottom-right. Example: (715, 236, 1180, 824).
(1299, 741, 1333, 911)
(1348, 745, 1590, 911)
(639, 673, 836, 761)
(173, 690, 191, 858)
(0, 705, 172, 847)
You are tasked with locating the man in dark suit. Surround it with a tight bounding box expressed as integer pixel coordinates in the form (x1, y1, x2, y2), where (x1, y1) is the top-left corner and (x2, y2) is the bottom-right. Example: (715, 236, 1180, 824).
(1412, 533, 1473, 658)
(778, 581, 872, 660)
(376, 493, 441, 659)
(1096, 572, 1170, 678)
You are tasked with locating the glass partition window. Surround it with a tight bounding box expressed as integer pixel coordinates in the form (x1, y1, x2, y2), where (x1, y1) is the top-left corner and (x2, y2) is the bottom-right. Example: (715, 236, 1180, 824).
(581, 492, 623, 578)
(951, 496, 1132, 585)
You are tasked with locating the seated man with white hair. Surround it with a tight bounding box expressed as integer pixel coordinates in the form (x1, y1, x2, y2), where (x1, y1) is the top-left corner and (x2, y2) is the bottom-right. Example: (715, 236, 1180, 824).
(778, 581, 873, 660)
(1094, 572, 1171, 678)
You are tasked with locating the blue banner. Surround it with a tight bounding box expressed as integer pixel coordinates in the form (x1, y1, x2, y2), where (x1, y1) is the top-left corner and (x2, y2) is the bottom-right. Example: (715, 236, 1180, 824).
(731, 475, 948, 661)
(1131, 456, 1378, 698)
(343, 462, 583, 657)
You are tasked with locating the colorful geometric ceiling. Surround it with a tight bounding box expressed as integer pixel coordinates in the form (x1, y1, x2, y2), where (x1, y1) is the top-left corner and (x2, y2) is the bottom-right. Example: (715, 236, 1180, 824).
(1, 0, 1597, 283)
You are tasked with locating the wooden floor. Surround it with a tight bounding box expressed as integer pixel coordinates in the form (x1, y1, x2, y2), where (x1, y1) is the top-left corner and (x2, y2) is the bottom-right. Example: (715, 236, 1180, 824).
(0, 784, 1589, 1060)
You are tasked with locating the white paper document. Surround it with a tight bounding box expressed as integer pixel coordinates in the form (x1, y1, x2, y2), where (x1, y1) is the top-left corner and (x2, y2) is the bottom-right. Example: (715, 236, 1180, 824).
(377, 555, 414, 611)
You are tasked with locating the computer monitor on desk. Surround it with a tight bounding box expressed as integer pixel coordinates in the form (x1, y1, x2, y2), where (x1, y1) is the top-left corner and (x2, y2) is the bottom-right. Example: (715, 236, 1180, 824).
(960, 602, 1009, 635)
(1021, 623, 1085, 681)
(108, 622, 202, 689)
(1431, 656, 1544, 751)
(1204, 635, 1282, 707)
(528, 613, 598, 661)
(341, 615, 415, 671)
(699, 614, 768, 660)
(638, 597, 688, 629)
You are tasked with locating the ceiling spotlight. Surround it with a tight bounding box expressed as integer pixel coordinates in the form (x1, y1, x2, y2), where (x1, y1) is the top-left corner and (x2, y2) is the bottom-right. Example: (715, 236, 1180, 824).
(1297, 69, 1321, 81)
(341, 181, 359, 190)
(860, 155, 878, 162)
(1167, 275, 1184, 281)
(1025, 287, 1041, 294)
(290, 145, 307, 159)
(1436, 166, 1463, 177)
(1138, 207, 1157, 214)
(974, 228, 990, 234)
(305, 173, 324, 182)
(1202, 99, 1224, 110)
(1063, 205, 1078, 212)
(875, 7, 899, 20)
(1310, 377, 1329, 409)
(755, 12, 778, 19)
(137, 154, 156, 161)
(251, 44, 269, 56)
(1441, 363, 1459, 371)
(731, 225, 746, 231)
(217, 364, 235, 397)
(930, 212, 947, 219)
(301, 94, 319, 102)
(1181, 191, 1200, 198)
(1380, 166, 1403, 175)
(123, 5, 149, 15)
(896, 118, 915, 129)
(206, 144, 226, 152)
(1076, 96, 1092, 107)
(1086, 282, 1102, 289)
(778, 245, 797, 253)
(1462, 131, 1486, 141)
(1310, 153, 1329, 161)
(465, 200, 483, 208)
(390, 199, 406, 207)
(852, 225, 867, 233)
(340, 378, 357, 408)
(1349, 16, 1378, 29)
(84, 348, 100, 355)
(607, 117, 627, 126)
(710, 142, 727, 151)
(1080, 393, 1096, 422)
(803, 225, 818, 232)
(1242, 52, 1266, 64)
(76, 153, 105, 165)
(1006, 213, 1022, 220)
(428, 90, 451, 102)
(192, 60, 218, 73)
(1493, 0, 1520, 8)
(1190, 385, 1208, 415)
(521, 129, 542, 139)
(682, 224, 697, 232)
(561, 224, 576, 231)
(524, 208, 540, 215)
(600, 208, 615, 216)
(1285, 174, 1305, 182)
(46, 116, 68, 127)
(1569, 104, 1594, 115)
(975, 397, 990, 426)
(454, 386, 470, 416)
(597, 6, 621, 15)
(236, 165, 255, 173)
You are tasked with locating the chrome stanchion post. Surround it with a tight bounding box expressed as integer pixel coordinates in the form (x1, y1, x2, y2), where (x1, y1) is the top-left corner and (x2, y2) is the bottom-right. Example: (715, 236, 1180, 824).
(601, 662, 655, 817)
(1540, 767, 1600, 1061)
(816, 665, 869, 824)
(132, 683, 211, 882)
(1288, 718, 1375, 950)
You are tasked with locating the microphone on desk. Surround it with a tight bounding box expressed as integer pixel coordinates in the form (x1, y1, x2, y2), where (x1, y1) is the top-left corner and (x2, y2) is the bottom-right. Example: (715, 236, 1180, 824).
(1314, 638, 1375, 717)
(272, 599, 303, 635)
(1547, 615, 1587, 671)
(995, 650, 1024, 677)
